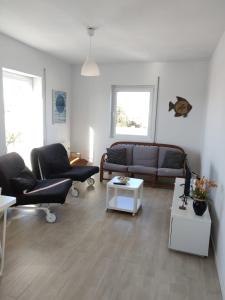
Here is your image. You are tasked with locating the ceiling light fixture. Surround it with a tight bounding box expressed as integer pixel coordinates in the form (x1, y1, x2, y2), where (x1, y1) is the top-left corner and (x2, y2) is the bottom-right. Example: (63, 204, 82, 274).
(81, 26, 100, 77)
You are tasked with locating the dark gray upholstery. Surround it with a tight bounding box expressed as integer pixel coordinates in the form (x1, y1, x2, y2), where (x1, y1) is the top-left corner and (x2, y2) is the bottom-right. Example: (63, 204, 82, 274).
(0, 152, 72, 205)
(158, 147, 183, 168)
(107, 148, 127, 165)
(128, 165, 157, 175)
(111, 144, 133, 165)
(31, 143, 99, 182)
(100, 142, 186, 184)
(157, 168, 184, 177)
(133, 145, 158, 167)
(103, 162, 128, 172)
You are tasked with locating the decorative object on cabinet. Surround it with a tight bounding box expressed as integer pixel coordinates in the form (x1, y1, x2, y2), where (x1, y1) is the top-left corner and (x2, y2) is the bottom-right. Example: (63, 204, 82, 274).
(191, 177, 217, 216)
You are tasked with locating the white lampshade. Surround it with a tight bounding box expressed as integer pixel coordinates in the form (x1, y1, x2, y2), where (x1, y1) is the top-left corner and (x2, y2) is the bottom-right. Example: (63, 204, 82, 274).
(81, 56, 100, 76)
(81, 26, 100, 77)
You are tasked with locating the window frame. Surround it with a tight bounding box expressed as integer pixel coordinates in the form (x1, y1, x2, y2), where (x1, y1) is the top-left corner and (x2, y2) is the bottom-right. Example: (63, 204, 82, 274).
(110, 85, 156, 141)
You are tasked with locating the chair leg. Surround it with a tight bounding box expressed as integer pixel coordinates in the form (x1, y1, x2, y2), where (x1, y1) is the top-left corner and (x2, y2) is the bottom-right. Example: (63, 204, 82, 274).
(44, 208, 56, 223)
(87, 177, 95, 186)
(71, 182, 80, 197)
(10, 205, 57, 223)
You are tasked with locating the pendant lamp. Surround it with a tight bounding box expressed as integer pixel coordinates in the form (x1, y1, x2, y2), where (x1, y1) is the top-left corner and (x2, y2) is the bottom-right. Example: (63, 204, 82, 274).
(81, 27, 100, 76)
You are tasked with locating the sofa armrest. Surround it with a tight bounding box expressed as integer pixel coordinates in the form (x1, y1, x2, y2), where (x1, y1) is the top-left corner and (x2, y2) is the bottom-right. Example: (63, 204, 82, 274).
(184, 156, 190, 176)
(100, 153, 108, 182)
(100, 153, 107, 169)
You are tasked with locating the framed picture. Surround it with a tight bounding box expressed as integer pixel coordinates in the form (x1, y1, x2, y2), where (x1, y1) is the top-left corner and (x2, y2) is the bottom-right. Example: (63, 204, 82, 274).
(52, 90, 67, 123)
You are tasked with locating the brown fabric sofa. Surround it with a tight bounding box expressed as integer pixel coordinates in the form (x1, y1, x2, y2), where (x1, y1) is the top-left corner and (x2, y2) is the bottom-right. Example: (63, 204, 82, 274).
(100, 141, 187, 186)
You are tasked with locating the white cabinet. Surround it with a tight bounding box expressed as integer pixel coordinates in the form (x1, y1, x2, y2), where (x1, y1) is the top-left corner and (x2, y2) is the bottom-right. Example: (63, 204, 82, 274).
(168, 178, 211, 256)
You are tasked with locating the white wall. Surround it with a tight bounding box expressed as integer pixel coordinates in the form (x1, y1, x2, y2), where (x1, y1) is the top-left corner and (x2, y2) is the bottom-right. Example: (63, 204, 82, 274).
(71, 61, 208, 171)
(202, 30, 225, 299)
(0, 33, 72, 155)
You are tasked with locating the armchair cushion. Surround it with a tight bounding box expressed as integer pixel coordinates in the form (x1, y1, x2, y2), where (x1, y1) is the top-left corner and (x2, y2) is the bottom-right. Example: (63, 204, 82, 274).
(17, 178, 72, 205)
(49, 166, 100, 182)
(11, 167, 37, 194)
(36, 143, 71, 178)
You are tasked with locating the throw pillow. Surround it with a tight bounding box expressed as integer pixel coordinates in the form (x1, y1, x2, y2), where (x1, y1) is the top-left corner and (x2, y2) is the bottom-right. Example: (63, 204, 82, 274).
(162, 151, 186, 169)
(106, 148, 127, 165)
(11, 167, 37, 194)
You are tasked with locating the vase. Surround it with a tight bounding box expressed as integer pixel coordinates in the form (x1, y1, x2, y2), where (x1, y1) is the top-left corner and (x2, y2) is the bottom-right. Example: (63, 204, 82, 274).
(193, 198, 207, 216)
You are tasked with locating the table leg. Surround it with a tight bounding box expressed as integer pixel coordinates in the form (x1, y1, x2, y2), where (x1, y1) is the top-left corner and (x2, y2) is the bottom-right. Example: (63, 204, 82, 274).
(133, 189, 138, 216)
(0, 209, 7, 276)
(106, 186, 109, 210)
(140, 183, 143, 207)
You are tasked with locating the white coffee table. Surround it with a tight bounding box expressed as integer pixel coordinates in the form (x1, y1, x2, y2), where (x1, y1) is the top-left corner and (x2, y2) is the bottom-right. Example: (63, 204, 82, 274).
(106, 177, 143, 216)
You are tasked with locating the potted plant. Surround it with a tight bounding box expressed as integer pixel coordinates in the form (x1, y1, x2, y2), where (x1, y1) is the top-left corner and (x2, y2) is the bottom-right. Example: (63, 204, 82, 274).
(192, 177, 217, 216)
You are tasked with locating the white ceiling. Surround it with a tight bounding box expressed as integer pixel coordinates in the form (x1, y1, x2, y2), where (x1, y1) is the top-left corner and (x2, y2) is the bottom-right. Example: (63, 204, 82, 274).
(0, 0, 225, 64)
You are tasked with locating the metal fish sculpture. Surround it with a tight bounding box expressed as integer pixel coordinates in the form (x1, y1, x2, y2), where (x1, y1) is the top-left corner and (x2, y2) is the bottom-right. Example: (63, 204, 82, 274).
(169, 96, 192, 117)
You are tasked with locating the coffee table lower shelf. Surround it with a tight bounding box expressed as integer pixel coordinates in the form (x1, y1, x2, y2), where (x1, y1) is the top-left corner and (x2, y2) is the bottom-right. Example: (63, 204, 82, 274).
(107, 196, 142, 215)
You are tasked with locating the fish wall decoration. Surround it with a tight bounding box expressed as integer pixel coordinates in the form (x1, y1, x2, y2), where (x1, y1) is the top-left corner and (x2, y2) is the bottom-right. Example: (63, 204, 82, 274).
(169, 96, 192, 117)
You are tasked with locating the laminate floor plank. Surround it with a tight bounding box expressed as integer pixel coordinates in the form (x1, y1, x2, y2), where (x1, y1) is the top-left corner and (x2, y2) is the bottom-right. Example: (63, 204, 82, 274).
(0, 179, 222, 300)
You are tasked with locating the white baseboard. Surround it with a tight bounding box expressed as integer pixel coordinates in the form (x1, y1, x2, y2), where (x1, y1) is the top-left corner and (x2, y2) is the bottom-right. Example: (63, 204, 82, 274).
(211, 235, 225, 300)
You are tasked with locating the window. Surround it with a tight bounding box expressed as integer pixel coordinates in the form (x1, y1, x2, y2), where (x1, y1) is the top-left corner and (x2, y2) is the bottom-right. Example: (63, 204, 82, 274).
(2, 68, 43, 166)
(111, 85, 155, 139)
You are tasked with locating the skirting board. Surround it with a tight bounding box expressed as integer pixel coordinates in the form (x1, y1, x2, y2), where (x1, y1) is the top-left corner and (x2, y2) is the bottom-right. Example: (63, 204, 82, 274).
(211, 235, 225, 299)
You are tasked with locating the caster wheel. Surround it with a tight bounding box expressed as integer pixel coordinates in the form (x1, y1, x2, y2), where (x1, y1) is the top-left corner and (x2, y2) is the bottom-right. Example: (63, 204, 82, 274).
(71, 188, 79, 197)
(87, 177, 95, 186)
(132, 213, 136, 217)
(46, 213, 56, 223)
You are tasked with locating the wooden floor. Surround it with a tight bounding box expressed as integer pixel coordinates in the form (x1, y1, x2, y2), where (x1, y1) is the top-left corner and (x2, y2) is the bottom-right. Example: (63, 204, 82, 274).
(0, 179, 222, 300)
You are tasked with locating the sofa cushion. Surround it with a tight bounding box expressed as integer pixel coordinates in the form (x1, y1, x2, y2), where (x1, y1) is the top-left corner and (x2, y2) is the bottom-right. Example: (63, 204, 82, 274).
(162, 150, 186, 169)
(158, 147, 184, 168)
(133, 145, 158, 167)
(111, 144, 133, 165)
(107, 148, 127, 165)
(103, 162, 128, 172)
(128, 165, 157, 175)
(157, 168, 184, 177)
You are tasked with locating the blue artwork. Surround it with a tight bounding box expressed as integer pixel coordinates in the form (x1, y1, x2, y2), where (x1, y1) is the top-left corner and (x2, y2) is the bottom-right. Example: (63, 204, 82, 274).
(52, 90, 66, 123)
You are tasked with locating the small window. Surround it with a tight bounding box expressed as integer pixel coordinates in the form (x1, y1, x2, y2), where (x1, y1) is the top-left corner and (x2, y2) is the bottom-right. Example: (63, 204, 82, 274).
(111, 85, 155, 139)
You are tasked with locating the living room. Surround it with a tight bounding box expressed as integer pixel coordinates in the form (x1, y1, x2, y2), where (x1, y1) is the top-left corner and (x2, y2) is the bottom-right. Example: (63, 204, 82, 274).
(0, 0, 225, 299)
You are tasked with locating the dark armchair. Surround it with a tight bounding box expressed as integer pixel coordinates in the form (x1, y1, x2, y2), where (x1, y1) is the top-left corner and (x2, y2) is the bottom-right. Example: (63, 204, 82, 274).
(0, 152, 72, 222)
(31, 143, 99, 197)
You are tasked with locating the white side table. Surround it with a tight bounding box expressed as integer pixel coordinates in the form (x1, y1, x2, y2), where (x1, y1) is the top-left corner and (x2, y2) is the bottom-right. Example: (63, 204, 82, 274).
(168, 178, 211, 256)
(106, 177, 143, 216)
(0, 195, 16, 275)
